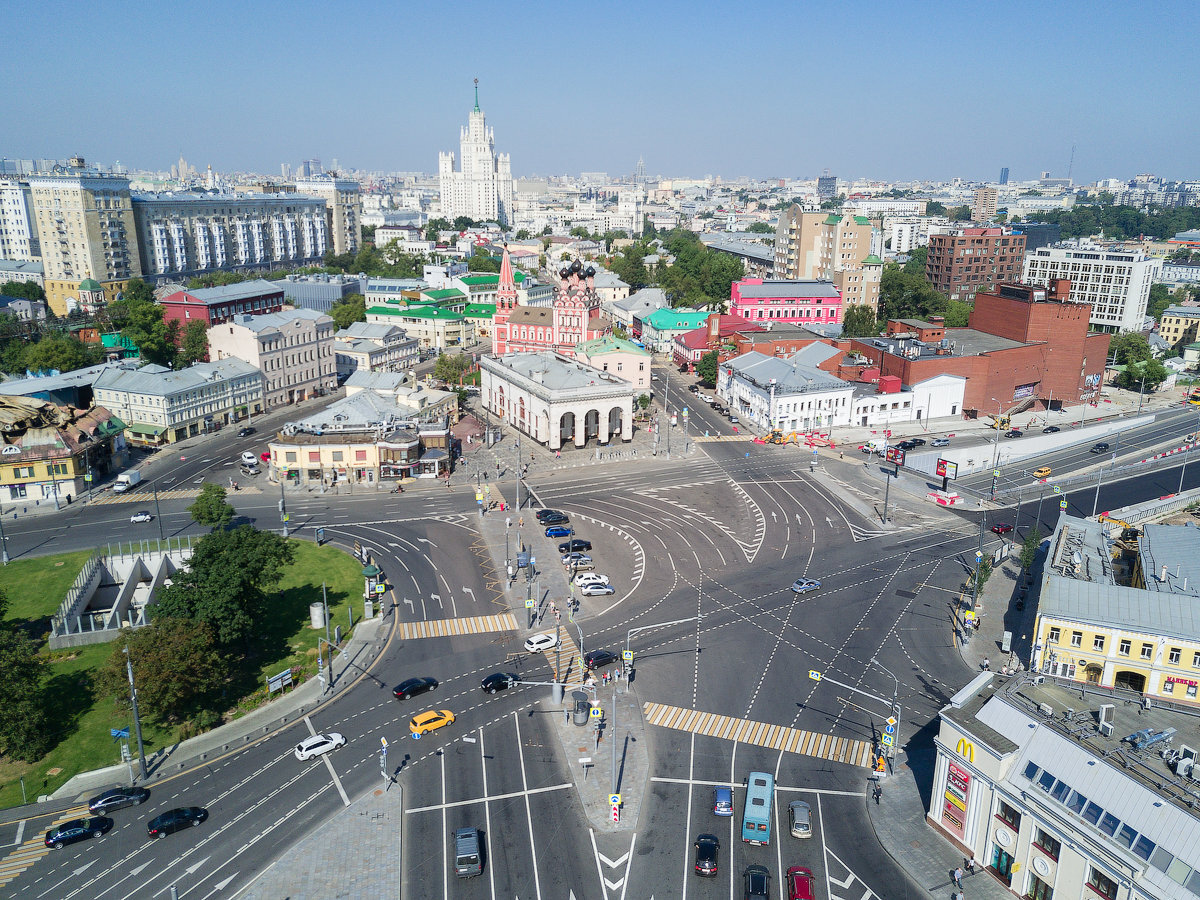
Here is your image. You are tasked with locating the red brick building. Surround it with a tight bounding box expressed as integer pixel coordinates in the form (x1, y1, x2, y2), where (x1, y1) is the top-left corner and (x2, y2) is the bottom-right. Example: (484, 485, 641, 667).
(926, 227, 1027, 302)
(673, 314, 762, 371)
(158, 279, 286, 332)
(850, 281, 1110, 418)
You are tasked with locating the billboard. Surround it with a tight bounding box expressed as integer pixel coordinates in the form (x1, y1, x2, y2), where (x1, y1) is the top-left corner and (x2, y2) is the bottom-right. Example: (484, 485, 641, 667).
(935, 458, 959, 479)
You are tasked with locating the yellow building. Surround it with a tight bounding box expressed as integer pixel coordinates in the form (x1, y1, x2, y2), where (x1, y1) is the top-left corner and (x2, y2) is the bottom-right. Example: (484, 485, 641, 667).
(1033, 516, 1200, 703)
(772, 207, 881, 313)
(1158, 306, 1200, 352)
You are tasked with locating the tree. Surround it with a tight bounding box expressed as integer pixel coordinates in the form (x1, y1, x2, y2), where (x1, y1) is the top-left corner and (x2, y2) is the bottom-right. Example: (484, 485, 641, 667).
(467, 253, 500, 273)
(1020, 529, 1043, 573)
(610, 244, 650, 290)
(841, 304, 879, 337)
(433, 352, 471, 383)
(902, 246, 928, 276)
(696, 350, 718, 387)
(21, 334, 96, 373)
(746, 222, 774, 234)
(178, 320, 209, 367)
(878, 264, 949, 322)
(0, 280, 46, 302)
(1147, 283, 1173, 322)
(0, 586, 51, 762)
(947, 205, 972, 222)
(108, 281, 177, 367)
(188, 483, 235, 529)
(152, 526, 295, 648)
(636, 393, 651, 416)
(642, 216, 658, 240)
(925, 201, 947, 216)
(329, 293, 366, 330)
(515, 229, 531, 240)
(944, 299, 973, 327)
(425, 218, 452, 241)
(1109, 332, 1152, 367)
(97, 619, 221, 723)
(1118, 358, 1169, 393)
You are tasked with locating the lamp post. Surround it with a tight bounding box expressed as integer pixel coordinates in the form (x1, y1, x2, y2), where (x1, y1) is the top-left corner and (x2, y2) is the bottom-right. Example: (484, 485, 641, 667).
(870, 657, 901, 760)
(990, 398, 1003, 501)
(1179, 408, 1200, 494)
(663, 365, 672, 459)
(123, 644, 149, 780)
(0, 507, 9, 564)
(152, 482, 164, 541)
(279, 478, 288, 538)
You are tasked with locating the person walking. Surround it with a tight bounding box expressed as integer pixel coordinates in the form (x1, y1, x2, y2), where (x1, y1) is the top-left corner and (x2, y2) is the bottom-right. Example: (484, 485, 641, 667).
(965, 859, 976, 877)
(954, 866, 964, 889)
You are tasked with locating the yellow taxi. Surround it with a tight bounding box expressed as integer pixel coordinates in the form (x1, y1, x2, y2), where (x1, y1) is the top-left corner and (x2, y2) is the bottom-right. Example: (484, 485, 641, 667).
(1033, 466, 1052, 479)
(409, 709, 456, 736)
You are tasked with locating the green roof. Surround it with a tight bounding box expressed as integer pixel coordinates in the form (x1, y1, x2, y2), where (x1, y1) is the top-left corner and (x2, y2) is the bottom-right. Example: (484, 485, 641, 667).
(823, 214, 842, 225)
(462, 304, 496, 318)
(126, 422, 166, 436)
(576, 335, 651, 356)
(423, 288, 467, 302)
(101, 333, 138, 350)
(79, 278, 103, 291)
(853, 216, 871, 226)
(861, 254, 883, 265)
(368, 304, 463, 321)
(642, 308, 711, 329)
(460, 271, 525, 285)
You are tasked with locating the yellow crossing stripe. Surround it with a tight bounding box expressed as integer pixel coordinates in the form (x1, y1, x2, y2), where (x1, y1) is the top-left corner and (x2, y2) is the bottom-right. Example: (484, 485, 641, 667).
(398, 613, 519, 639)
(0, 806, 91, 885)
(90, 486, 263, 505)
(642, 702, 873, 768)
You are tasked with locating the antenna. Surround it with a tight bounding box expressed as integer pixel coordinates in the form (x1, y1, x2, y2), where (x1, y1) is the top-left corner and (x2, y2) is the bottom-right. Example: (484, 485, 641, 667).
(1067, 143, 1076, 182)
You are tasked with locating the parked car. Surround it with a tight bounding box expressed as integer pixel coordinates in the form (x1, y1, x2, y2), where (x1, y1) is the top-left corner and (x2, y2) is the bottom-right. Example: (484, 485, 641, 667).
(1043, 425, 1061, 434)
(524, 632, 559, 653)
(545, 525, 572, 538)
(558, 539, 591, 553)
(991, 523, 1014, 535)
(688, 385, 699, 393)
(574, 572, 610, 588)
(744, 864, 771, 899)
(240, 450, 259, 465)
(561, 552, 593, 567)
(536, 509, 565, 523)
(694, 834, 720, 876)
(294, 732, 346, 761)
(45, 816, 112, 849)
(409, 709, 455, 736)
(931, 437, 951, 447)
(581, 582, 616, 596)
(729, 416, 740, 424)
(146, 807, 207, 838)
(1091, 442, 1110, 453)
(1033, 466, 1052, 479)
(130, 511, 154, 523)
(584, 649, 618, 670)
(790, 578, 821, 594)
(1005, 429, 1023, 438)
(393, 676, 438, 700)
(481, 672, 518, 694)
(237, 426, 255, 437)
(88, 786, 150, 814)
(786, 866, 816, 900)
(908, 437, 926, 446)
(713, 786, 734, 816)
(538, 511, 569, 526)
(896, 440, 916, 451)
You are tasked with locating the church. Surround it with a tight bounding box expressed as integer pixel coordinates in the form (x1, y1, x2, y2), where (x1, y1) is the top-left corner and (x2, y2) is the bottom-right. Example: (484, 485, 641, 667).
(492, 252, 610, 357)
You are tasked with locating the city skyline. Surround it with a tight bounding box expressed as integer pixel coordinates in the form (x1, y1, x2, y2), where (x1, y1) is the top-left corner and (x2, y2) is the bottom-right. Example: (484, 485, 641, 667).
(4, 0, 1197, 184)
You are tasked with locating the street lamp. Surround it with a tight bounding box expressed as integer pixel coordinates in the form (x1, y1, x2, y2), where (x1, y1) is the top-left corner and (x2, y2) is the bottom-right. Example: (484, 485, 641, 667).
(989, 398, 1004, 501)
(123, 644, 149, 780)
(869, 657, 901, 760)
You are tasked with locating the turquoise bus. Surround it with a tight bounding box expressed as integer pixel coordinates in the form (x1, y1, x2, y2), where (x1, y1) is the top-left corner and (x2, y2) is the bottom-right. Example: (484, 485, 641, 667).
(741, 771, 775, 844)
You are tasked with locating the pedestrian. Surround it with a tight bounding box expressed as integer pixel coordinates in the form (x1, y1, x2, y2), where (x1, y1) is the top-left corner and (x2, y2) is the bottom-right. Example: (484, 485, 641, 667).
(954, 866, 963, 888)
(565, 707, 570, 724)
(966, 859, 976, 877)
(873, 783, 882, 805)
(555, 449, 561, 459)
(615, 668, 622, 681)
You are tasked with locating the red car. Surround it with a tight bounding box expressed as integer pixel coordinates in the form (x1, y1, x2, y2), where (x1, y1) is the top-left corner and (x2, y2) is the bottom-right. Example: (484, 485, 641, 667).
(991, 523, 1014, 535)
(786, 866, 816, 900)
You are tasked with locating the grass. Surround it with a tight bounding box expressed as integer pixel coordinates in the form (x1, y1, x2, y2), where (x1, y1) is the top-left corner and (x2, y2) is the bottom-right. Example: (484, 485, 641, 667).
(0, 540, 366, 811)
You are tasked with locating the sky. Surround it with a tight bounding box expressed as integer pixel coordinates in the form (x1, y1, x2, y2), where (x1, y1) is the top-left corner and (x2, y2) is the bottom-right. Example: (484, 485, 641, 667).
(4, 0, 1197, 185)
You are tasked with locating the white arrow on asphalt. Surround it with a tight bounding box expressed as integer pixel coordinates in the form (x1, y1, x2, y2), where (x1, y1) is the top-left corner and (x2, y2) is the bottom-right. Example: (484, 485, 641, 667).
(185, 856, 211, 876)
(196, 874, 238, 900)
(73, 860, 98, 876)
(431, 593, 442, 608)
(826, 516, 833, 527)
(597, 851, 630, 868)
(127, 861, 151, 877)
(418, 537, 436, 546)
(462, 587, 475, 600)
(604, 877, 624, 890)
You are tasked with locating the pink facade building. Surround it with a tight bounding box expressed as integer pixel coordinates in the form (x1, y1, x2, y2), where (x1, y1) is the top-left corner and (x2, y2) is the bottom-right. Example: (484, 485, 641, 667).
(729, 278, 842, 329)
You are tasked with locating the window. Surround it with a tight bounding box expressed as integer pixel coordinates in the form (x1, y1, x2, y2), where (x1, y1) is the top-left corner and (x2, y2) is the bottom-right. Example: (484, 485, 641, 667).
(1066, 791, 1088, 814)
(1141, 643, 1153, 659)
(1023, 762, 1039, 780)
(1082, 801, 1104, 826)
(1027, 874, 1053, 900)
(996, 801, 1021, 830)
(1093, 635, 1105, 652)
(1120, 639, 1131, 656)
(1050, 780, 1070, 803)
(1071, 631, 1083, 648)
(1099, 812, 1120, 837)
(1049, 627, 1061, 643)
(1116, 824, 1138, 849)
(1170, 647, 1182, 664)
(308, 451, 320, 463)
(1087, 868, 1118, 900)
(1034, 828, 1061, 860)
(1037, 770, 1056, 793)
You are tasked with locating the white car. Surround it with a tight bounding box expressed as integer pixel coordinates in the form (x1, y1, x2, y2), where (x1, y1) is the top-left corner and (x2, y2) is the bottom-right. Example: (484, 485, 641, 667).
(580, 583, 616, 596)
(524, 632, 559, 653)
(130, 511, 154, 523)
(294, 732, 346, 761)
(573, 572, 610, 588)
(240, 451, 259, 465)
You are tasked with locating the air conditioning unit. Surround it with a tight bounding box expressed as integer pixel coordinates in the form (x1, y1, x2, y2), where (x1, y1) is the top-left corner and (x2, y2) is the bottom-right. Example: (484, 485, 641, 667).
(1034, 675, 1045, 686)
(1177, 759, 1194, 779)
(1039, 703, 1054, 717)
(1098, 722, 1114, 738)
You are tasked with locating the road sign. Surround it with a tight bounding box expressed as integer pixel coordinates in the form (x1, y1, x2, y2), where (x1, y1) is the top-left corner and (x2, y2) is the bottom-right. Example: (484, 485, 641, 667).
(611, 803, 620, 823)
(381, 737, 388, 748)
(590, 706, 602, 719)
(282, 513, 290, 522)
(622, 650, 632, 661)
(1060, 499, 1068, 509)
(110, 728, 129, 740)
(525, 598, 535, 608)
(375, 583, 386, 594)
(808, 670, 822, 682)
(886, 716, 897, 726)
(881, 733, 894, 747)
(84, 474, 93, 482)
(609, 794, 621, 805)
(412, 731, 422, 740)
(975, 550, 983, 560)
(993, 468, 1000, 478)
(577, 657, 585, 670)
(1053, 486, 1061, 494)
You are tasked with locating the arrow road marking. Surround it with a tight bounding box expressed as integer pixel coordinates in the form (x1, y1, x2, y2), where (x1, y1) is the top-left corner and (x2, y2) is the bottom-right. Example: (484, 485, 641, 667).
(196, 873, 238, 900)
(431, 593, 442, 609)
(184, 855, 211, 876)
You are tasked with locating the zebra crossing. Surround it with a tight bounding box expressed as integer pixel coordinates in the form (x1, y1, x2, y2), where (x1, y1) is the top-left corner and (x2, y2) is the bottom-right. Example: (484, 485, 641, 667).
(0, 805, 89, 887)
(642, 702, 873, 768)
(397, 612, 518, 639)
(88, 486, 263, 505)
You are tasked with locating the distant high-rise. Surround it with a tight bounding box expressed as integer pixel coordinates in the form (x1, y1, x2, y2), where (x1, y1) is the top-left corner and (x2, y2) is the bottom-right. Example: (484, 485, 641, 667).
(296, 174, 362, 255)
(817, 171, 838, 201)
(774, 206, 882, 312)
(438, 79, 514, 225)
(999, 167, 1010, 185)
(300, 159, 322, 178)
(635, 156, 647, 183)
(0, 178, 40, 261)
(971, 187, 998, 223)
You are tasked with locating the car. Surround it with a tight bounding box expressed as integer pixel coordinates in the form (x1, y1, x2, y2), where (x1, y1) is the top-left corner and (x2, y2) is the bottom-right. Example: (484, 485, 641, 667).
(88, 786, 150, 814)
(908, 437, 926, 446)
(393, 676, 438, 700)
(240, 450, 259, 465)
(688, 384, 699, 393)
(409, 709, 455, 736)
(729, 416, 740, 424)
(240, 464, 259, 476)
(561, 552, 593, 567)
(896, 440, 916, 451)
(539, 512, 569, 526)
(789, 800, 813, 838)
(1033, 466, 1052, 479)
(130, 510, 154, 523)
(931, 437, 951, 447)
(536, 509, 565, 523)
(481, 672, 519, 694)
(574, 572, 610, 587)
(524, 632, 559, 653)
(1043, 425, 1061, 434)
(146, 807, 207, 839)
(259, 451, 270, 462)
(558, 539, 592, 553)
(694, 833, 720, 876)
(581, 582, 616, 596)
(294, 732, 347, 761)
(744, 864, 771, 899)
(786, 865, 817, 900)
(237, 426, 256, 437)
(790, 578, 821, 594)
(545, 525, 572, 538)
(991, 523, 1014, 535)
(584, 649, 618, 670)
(713, 786, 734, 816)
(1005, 429, 1023, 438)
(45, 816, 113, 849)
(1091, 442, 1110, 453)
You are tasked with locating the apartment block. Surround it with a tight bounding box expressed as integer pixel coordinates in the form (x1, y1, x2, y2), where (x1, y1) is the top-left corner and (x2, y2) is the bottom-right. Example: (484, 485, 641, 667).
(1157, 306, 1200, 352)
(0, 178, 40, 260)
(1023, 241, 1162, 333)
(971, 187, 997, 223)
(294, 174, 362, 256)
(773, 207, 882, 312)
(207, 308, 336, 408)
(925, 227, 1026, 302)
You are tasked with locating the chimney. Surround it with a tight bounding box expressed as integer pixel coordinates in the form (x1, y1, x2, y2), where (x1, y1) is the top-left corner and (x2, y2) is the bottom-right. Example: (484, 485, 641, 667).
(707, 313, 720, 343)
(1049, 278, 1071, 302)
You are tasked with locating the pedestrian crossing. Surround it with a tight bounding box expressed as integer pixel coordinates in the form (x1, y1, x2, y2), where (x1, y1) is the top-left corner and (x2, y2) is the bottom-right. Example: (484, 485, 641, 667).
(0, 805, 89, 887)
(397, 612, 519, 639)
(89, 486, 263, 505)
(642, 702, 873, 768)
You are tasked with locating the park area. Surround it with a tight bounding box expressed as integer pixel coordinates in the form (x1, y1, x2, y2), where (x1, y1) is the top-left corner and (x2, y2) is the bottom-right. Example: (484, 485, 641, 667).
(0, 537, 364, 809)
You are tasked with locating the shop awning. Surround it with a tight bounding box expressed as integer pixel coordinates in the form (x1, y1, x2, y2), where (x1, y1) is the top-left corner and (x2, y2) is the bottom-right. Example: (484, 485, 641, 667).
(126, 423, 166, 437)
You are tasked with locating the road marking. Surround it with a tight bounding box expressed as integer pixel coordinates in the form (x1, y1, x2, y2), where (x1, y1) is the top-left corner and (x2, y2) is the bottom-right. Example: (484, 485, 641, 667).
(397, 612, 518, 639)
(479, 727, 497, 898)
(642, 702, 873, 768)
(404, 782, 572, 814)
(10, 820, 23, 847)
(648, 776, 865, 797)
(514, 711, 544, 900)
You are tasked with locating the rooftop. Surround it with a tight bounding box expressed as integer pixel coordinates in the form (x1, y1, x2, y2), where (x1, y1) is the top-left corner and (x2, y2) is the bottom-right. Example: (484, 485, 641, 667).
(1162, 306, 1200, 320)
(163, 279, 283, 306)
(366, 305, 463, 321)
(484, 352, 635, 394)
(576, 335, 651, 357)
(93, 358, 261, 397)
(734, 279, 840, 300)
(611, 287, 668, 313)
(226, 307, 331, 333)
(723, 350, 849, 395)
(642, 308, 712, 329)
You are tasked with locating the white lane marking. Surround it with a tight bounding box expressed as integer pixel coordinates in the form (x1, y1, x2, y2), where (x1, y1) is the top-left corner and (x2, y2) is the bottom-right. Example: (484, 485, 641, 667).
(681, 732, 696, 900)
(441, 748, 448, 900)
(514, 711, 543, 900)
(403, 782, 573, 814)
(12, 819, 24, 846)
(480, 727, 497, 899)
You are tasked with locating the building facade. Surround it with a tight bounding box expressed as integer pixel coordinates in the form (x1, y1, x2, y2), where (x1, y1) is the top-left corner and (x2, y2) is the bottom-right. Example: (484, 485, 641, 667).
(573, 336, 652, 392)
(1159, 306, 1200, 351)
(332, 322, 418, 379)
(971, 187, 998, 222)
(1023, 242, 1162, 334)
(729, 278, 843, 328)
(0, 178, 40, 261)
(718, 350, 854, 432)
(294, 174, 362, 255)
(438, 84, 514, 225)
(364, 304, 471, 350)
(493, 255, 608, 356)
(0, 259, 44, 287)
(926, 227, 1027, 302)
(207, 308, 336, 408)
(773, 207, 882, 312)
(158, 280, 287, 331)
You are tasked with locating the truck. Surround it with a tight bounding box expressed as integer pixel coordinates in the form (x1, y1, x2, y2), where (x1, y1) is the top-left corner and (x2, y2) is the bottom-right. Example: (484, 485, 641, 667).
(861, 438, 888, 455)
(113, 470, 142, 492)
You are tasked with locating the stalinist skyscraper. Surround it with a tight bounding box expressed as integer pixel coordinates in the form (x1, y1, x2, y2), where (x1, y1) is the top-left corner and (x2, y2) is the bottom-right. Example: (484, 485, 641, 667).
(438, 79, 514, 226)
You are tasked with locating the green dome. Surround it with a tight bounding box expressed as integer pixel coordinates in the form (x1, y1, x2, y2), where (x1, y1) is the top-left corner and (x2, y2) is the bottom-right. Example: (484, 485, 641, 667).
(78, 278, 103, 291)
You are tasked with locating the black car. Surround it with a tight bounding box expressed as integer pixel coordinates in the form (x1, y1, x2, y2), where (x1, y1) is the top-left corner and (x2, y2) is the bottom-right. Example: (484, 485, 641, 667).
(1005, 429, 1024, 438)
(688, 385, 699, 393)
(393, 676, 438, 700)
(540, 512, 569, 526)
(558, 539, 592, 553)
(744, 864, 771, 898)
(1043, 425, 1061, 434)
(1091, 442, 1110, 453)
(584, 649, 618, 670)
(694, 833, 720, 876)
(481, 672, 519, 694)
(535, 509, 564, 523)
(45, 816, 113, 849)
(895, 440, 916, 451)
(237, 426, 256, 437)
(909, 437, 926, 446)
(147, 806, 207, 838)
(88, 786, 150, 814)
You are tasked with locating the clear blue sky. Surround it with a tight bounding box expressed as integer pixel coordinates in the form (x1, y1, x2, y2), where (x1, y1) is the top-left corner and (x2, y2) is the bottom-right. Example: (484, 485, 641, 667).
(4, 0, 1196, 184)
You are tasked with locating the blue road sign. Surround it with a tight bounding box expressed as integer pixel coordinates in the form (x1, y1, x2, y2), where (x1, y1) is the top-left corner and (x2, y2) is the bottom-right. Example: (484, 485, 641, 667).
(111, 728, 129, 740)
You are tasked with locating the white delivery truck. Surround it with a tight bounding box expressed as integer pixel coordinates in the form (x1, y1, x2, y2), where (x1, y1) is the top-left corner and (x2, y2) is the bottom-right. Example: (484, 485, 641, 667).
(113, 470, 142, 492)
(862, 438, 888, 456)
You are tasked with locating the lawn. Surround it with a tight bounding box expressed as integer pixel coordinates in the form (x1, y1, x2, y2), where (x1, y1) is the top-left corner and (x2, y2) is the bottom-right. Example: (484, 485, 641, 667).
(0, 539, 365, 810)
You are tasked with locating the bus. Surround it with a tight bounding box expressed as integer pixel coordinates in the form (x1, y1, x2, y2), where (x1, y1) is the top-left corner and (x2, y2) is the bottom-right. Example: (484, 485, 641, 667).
(741, 771, 775, 844)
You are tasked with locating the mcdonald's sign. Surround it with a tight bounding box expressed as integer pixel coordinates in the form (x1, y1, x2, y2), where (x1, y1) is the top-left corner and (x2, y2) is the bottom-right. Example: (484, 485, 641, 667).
(956, 739, 975, 763)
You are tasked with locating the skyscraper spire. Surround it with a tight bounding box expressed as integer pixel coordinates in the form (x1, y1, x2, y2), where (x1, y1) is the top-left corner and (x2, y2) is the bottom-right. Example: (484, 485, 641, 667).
(473, 77, 480, 112)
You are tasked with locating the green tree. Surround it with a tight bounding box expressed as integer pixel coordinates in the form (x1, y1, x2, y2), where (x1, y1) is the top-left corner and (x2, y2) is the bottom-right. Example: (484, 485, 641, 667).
(425, 218, 452, 241)
(746, 222, 774, 234)
(636, 393, 651, 415)
(1109, 332, 1152, 366)
(878, 264, 949, 322)
(947, 205, 972, 222)
(902, 246, 928, 276)
(21, 334, 96, 373)
(642, 216, 658, 239)
(610, 244, 650, 290)
(696, 350, 718, 386)
(108, 281, 177, 367)
(943, 300, 973, 327)
(433, 352, 471, 383)
(0, 626, 50, 762)
(467, 253, 500, 273)
(97, 619, 221, 723)
(925, 201, 947, 216)
(452, 216, 481, 231)
(178, 320, 209, 367)
(329, 293, 367, 330)
(188, 483, 236, 529)
(819, 194, 846, 210)
(1118, 358, 1169, 393)
(119, 277, 155, 307)
(515, 229, 531, 240)
(0, 280, 46, 302)
(841, 304, 879, 337)
(1020, 529, 1043, 573)
(152, 526, 295, 648)
(1147, 283, 1173, 322)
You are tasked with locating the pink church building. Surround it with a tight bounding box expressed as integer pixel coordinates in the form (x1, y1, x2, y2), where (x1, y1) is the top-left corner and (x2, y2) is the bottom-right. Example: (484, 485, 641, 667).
(729, 278, 843, 329)
(492, 254, 609, 357)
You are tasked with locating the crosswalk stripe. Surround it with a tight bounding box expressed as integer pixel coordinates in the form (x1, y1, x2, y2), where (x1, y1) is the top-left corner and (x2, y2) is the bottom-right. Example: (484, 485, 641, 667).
(642, 702, 873, 768)
(398, 613, 518, 640)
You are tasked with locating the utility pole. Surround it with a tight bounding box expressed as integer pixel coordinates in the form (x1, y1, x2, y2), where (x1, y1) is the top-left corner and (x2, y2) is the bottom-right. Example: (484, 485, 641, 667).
(124, 645, 149, 780)
(881, 462, 896, 524)
(664, 366, 671, 459)
(279, 477, 288, 538)
(152, 482, 164, 541)
(971, 513, 986, 613)
(0, 509, 9, 565)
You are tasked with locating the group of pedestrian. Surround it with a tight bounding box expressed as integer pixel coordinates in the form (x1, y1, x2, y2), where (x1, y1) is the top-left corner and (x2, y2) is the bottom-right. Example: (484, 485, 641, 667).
(950, 861, 975, 899)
